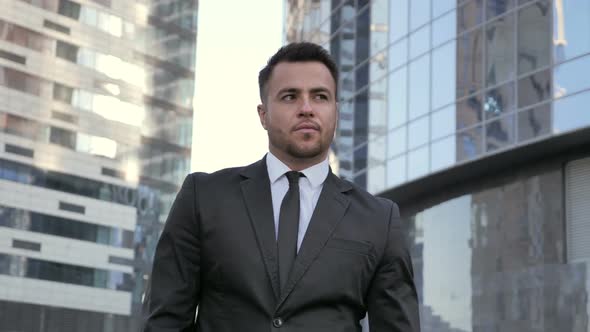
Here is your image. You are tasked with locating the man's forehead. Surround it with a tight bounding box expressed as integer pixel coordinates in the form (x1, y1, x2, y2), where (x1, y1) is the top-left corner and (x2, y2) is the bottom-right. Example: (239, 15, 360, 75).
(268, 61, 335, 91)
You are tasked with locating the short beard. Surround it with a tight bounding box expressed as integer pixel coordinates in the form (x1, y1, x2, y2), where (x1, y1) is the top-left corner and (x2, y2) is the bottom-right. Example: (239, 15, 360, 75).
(285, 137, 324, 159)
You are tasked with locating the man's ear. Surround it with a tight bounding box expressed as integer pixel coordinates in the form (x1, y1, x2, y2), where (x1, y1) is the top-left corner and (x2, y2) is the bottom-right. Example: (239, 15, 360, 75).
(257, 104, 267, 130)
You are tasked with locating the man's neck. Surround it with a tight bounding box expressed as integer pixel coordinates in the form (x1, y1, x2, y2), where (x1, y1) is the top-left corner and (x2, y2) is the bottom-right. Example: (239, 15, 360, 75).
(268, 148, 328, 172)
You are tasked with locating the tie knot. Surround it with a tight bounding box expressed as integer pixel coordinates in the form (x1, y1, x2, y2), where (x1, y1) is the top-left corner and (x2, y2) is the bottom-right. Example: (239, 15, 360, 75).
(285, 171, 302, 186)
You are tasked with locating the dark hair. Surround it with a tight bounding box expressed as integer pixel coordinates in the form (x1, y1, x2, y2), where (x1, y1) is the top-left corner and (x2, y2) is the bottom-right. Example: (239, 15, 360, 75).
(258, 42, 339, 102)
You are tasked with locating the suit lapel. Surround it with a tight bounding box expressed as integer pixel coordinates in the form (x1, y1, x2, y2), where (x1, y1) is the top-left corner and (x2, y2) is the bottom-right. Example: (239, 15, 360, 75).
(240, 157, 280, 300)
(276, 172, 352, 308)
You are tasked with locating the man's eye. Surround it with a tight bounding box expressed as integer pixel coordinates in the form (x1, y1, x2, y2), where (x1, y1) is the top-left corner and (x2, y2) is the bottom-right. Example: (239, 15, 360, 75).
(282, 94, 295, 101)
(315, 94, 328, 100)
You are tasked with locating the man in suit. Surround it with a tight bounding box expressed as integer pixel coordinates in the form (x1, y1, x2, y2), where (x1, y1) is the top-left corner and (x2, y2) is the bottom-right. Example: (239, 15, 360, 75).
(142, 42, 420, 331)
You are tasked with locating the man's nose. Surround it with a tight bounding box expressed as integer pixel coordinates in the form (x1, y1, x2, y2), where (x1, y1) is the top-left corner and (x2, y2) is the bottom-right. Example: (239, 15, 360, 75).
(299, 98, 313, 115)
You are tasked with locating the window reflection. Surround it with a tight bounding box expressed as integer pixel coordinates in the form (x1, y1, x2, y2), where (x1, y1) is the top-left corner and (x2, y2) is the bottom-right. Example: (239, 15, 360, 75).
(554, 0, 590, 61)
(409, 116, 429, 149)
(457, 0, 483, 33)
(388, 38, 407, 71)
(456, 125, 483, 161)
(389, 0, 409, 43)
(409, 55, 430, 120)
(408, 146, 429, 180)
(431, 104, 456, 140)
(431, 136, 456, 171)
(432, 0, 456, 18)
(410, 0, 430, 31)
(517, 1, 551, 75)
(0, 205, 134, 248)
(486, 13, 515, 86)
(457, 93, 483, 130)
(432, 10, 456, 47)
(387, 67, 407, 129)
(408, 167, 570, 331)
(457, 28, 483, 98)
(387, 126, 407, 158)
(554, 90, 590, 133)
(432, 41, 457, 109)
(409, 25, 430, 59)
(553, 54, 590, 99)
(386, 154, 406, 187)
(518, 68, 551, 108)
(484, 81, 515, 119)
(517, 103, 551, 142)
(487, 0, 516, 20)
(486, 113, 515, 151)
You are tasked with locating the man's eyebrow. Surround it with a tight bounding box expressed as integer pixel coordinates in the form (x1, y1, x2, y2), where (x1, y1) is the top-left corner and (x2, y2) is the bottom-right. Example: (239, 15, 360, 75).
(310, 87, 332, 95)
(276, 87, 300, 95)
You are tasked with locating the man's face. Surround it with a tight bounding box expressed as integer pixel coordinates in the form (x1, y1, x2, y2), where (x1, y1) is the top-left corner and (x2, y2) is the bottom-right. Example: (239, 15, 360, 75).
(258, 61, 337, 166)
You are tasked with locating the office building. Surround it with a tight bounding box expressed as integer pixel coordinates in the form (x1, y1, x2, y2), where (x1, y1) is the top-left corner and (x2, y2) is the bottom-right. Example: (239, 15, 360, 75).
(0, 0, 197, 330)
(286, 0, 590, 330)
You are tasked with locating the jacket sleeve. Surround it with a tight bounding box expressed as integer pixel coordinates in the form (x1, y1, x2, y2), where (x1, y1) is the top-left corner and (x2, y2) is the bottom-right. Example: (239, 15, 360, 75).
(366, 201, 420, 332)
(142, 173, 201, 332)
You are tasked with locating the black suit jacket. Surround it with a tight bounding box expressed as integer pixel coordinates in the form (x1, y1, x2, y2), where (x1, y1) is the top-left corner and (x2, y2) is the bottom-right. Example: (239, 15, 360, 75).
(142, 157, 420, 331)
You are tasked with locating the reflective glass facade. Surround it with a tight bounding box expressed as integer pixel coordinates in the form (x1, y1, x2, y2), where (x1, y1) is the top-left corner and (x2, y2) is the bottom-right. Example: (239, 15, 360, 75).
(287, 0, 590, 330)
(287, 0, 590, 191)
(0, 0, 197, 330)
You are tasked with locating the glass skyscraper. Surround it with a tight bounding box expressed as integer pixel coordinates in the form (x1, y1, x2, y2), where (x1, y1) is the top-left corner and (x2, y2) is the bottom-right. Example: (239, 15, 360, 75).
(287, 0, 590, 330)
(0, 0, 197, 331)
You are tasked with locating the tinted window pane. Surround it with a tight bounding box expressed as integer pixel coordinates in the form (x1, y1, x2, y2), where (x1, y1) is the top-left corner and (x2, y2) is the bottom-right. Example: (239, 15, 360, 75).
(457, 94, 483, 130)
(388, 38, 408, 70)
(431, 135, 456, 171)
(484, 81, 515, 119)
(386, 154, 406, 187)
(554, 90, 590, 133)
(49, 127, 76, 149)
(432, 10, 457, 47)
(0, 20, 52, 53)
(409, 55, 430, 120)
(408, 116, 429, 149)
(487, 0, 516, 19)
(457, 28, 483, 98)
(517, 103, 551, 142)
(433, 0, 456, 18)
(387, 126, 407, 158)
(0, 66, 43, 95)
(554, 55, 590, 99)
(408, 145, 429, 179)
(518, 1, 551, 75)
(431, 104, 456, 140)
(554, 0, 590, 61)
(389, 0, 408, 42)
(518, 69, 551, 108)
(457, 125, 483, 161)
(486, 113, 515, 151)
(56, 40, 79, 62)
(409, 25, 430, 59)
(58, 0, 82, 20)
(388, 67, 407, 128)
(410, 0, 430, 31)
(457, 0, 483, 33)
(486, 13, 515, 86)
(53, 83, 74, 103)
(432, 40, 457, 109)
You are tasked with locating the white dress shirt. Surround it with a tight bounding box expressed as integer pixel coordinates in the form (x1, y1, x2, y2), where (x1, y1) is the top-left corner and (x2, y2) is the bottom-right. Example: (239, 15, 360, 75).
(266, 152, 329, 251)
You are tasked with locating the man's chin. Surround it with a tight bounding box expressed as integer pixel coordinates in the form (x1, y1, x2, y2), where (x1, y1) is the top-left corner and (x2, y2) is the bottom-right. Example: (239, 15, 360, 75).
(287, 145, 324, 160)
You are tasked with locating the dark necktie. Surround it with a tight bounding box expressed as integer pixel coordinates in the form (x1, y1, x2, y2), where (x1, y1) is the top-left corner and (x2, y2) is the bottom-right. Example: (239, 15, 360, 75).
(278, 171, 302, 294)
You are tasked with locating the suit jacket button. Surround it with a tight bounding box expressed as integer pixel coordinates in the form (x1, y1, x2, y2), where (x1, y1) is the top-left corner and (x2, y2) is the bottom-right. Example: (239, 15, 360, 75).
(272, 317, 283, 328)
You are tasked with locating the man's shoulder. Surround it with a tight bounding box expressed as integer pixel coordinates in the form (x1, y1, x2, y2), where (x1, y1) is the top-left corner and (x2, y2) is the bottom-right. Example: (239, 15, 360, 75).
(336, 175, 399, 215)
(188, 165, 247, 183)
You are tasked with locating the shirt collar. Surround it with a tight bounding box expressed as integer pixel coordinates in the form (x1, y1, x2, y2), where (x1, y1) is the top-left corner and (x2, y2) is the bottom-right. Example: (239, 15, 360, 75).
(266, 152, 329, 188)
